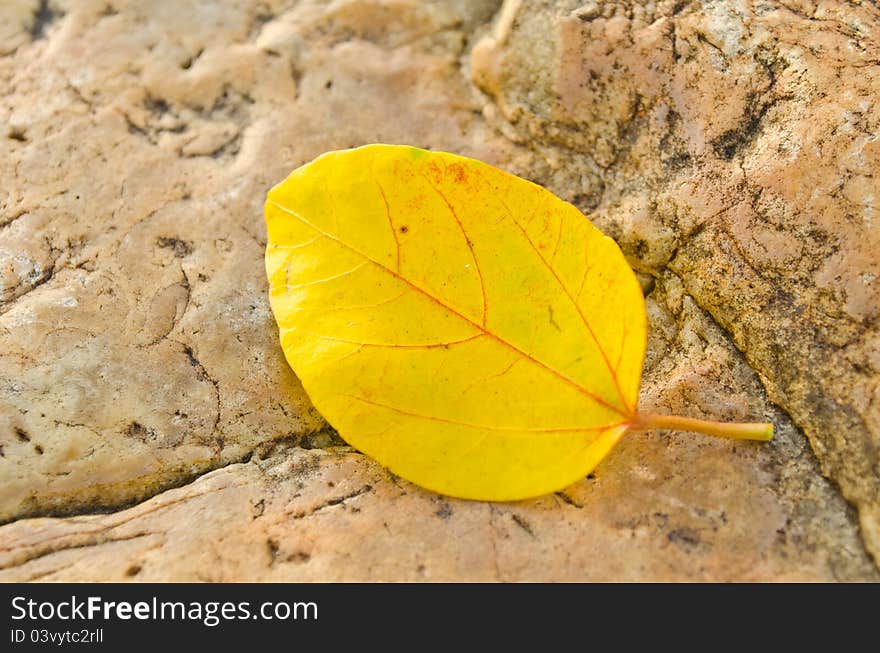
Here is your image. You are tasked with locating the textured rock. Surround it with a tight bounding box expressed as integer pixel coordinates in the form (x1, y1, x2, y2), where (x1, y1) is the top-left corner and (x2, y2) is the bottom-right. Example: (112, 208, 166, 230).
(471, 0, 880, 561)
(0, 0, 506, 521)
(0, 0, 877, 580)
(1, 277, 876, 581)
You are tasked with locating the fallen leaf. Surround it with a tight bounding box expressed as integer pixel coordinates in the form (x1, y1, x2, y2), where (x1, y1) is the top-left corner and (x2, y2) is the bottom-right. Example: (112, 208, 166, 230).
(265, 145, 772, 501)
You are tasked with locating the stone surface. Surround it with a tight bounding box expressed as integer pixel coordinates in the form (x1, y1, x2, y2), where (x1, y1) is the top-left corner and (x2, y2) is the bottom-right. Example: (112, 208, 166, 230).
(0, 0, 877, 580)
(0, 0, 506, 521)
(1, 276, 876, 581)
(471, 0, 880, 562)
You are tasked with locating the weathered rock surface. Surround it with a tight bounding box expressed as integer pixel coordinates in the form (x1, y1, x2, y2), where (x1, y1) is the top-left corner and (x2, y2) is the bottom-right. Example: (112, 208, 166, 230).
(1, 275, 876, 581)
(0, 0, 505, 521)
(472, 0, 880, 562)
(0, 0, 877, 580)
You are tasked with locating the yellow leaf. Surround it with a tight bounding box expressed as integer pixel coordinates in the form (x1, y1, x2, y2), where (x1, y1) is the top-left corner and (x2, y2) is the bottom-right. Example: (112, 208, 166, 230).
(265, 145, 772, 501)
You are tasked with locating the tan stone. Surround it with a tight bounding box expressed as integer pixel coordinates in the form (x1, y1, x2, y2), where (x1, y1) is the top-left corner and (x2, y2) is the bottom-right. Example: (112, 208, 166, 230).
(0, 0, 877, 580)
(0, 0, 507, 521)
(471, 0, 880, 562)
(1, 275, 876, 581)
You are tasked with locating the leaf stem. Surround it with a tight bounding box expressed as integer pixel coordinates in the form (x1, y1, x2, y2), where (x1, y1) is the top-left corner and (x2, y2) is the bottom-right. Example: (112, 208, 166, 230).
(630, 412, 773, 441)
